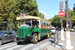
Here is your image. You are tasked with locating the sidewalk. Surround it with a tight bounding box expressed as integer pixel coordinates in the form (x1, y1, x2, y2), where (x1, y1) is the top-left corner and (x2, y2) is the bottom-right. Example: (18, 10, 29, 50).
(45, 31, 75, 50)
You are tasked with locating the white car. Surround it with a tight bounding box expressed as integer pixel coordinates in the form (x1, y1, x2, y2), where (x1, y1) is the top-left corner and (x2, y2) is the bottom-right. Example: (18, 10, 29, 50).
(51, 27, 56, 34)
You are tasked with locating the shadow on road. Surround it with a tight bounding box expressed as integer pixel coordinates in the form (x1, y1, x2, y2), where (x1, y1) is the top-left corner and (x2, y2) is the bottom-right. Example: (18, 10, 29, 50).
(50, 36, 54, 39)
(70, 30, 75, 32)
(2, 41, 14, 45)
(18, 36, 48, 45)
(1, 36, 49, 46)
(49, 40, 54, 43)
(18, 40, 32, 45)
(49, 35, 64, 49)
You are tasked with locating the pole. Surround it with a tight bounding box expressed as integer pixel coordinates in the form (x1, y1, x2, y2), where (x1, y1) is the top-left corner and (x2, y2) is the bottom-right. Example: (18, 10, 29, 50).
(60, 17, 65, 40)
(60, 1, 65, 40)
(65, 0, 73, 49)
(54, 33, 55, 47)
(57, 30, 58, 44)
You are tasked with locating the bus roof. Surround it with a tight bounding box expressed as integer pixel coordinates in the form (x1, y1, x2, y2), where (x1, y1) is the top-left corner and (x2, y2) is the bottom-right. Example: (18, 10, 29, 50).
(16, 16, 51, 23)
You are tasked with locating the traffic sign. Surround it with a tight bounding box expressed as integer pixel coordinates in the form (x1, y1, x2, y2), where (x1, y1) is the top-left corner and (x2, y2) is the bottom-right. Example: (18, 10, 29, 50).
(60, 1, 63, 10)
(70, 20, 72, 23)
(58, 11, 65, 17)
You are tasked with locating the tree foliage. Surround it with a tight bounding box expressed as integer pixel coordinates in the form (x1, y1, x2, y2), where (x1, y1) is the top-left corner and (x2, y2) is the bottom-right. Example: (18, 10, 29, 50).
(48, 15, 61, 27)
(38, 13, 44, 19)
(12, 0, 38, 16)
(0, 0, 16, 20)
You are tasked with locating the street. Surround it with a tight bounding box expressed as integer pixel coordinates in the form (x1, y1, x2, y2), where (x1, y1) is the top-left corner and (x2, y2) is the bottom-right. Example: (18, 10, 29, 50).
(0, 31, 60, 50)
(0, 30, 75, 50)
(0, 37, 50, 50)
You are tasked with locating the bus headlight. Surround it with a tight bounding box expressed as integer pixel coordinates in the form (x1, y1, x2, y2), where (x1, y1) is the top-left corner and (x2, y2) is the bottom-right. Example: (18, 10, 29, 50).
(28, 34, 30, 36)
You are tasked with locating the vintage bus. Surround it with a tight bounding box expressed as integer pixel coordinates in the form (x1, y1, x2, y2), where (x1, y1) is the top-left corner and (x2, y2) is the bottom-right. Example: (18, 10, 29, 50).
(16, 16, 51, 44)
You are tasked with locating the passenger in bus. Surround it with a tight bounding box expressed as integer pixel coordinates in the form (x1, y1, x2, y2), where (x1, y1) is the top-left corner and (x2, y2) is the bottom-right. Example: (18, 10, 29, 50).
(34, 25, 38, 29)
(37, 25, 39, 29)
(38, 25, 39, 27)
(34, 25, 36, 27)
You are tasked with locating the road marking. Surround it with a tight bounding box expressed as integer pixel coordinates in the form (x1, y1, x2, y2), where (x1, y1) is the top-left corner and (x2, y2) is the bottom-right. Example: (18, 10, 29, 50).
(66, 31, 70, 32)
(67, 38, 70, 40)
(32, 42, 49, 50)
(6, 45, 22, 50)
(0, 43, 16, 50)
(0, 42, 15, 48)
(19, 44, 33, 50)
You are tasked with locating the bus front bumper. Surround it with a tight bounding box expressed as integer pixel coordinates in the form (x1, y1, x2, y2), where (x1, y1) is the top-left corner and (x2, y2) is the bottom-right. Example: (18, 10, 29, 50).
(16, 36, 32, 42)
(17, 38, 26, 42)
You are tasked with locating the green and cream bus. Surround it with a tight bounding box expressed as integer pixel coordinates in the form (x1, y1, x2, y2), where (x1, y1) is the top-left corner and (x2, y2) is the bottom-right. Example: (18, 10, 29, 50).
(16, 16, 51, 44)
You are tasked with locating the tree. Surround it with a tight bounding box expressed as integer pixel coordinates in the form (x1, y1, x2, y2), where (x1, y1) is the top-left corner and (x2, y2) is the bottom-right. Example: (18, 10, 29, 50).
(12, 0, 38, 16)
(38, 13, 44, 19)
(0, 0, 16, 20)
(50, 15, 61, 27)
(0, 0, 16, 30)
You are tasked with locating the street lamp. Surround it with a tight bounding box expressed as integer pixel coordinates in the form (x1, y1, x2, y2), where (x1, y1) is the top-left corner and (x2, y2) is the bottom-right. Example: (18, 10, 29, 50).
(65, 0, 73, 49)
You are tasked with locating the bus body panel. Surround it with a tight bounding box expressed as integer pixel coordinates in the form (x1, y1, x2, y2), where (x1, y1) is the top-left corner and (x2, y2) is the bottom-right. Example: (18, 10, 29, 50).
(17, 27, 51, 38)
(18, 27, 31, 38)
(41, 29, 51, 36)
(17, 27, 51, 42)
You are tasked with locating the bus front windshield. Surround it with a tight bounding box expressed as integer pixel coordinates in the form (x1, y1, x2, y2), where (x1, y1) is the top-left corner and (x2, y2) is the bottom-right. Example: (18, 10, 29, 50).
(32, 20, 39, 27)
(25, 21, 31, 26)
(25, 20, 39, 27)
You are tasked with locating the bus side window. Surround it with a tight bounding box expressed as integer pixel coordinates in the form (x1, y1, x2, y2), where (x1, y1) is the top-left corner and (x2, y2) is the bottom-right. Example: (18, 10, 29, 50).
(44, 22, 46, 27)
(40, 21, 43, 27)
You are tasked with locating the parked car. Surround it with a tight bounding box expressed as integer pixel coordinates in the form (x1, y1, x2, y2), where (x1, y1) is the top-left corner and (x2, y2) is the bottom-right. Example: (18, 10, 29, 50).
(51, 27, 56, 34)
(0, 30, 16, 45)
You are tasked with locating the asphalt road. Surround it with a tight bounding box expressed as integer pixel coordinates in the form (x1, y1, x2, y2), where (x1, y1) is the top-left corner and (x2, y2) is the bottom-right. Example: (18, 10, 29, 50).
(0, 31, 61, 50)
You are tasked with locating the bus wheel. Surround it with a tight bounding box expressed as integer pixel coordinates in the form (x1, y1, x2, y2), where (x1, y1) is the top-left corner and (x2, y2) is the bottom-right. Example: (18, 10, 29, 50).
(33, 33, 38, 44)
(17, 41, 19, 45)
(47, 33, 50, 39)
(17, 41, 22, 45)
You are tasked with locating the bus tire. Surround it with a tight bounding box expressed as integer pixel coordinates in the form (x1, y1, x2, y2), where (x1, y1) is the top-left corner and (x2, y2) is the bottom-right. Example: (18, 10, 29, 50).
(38, 34, 41, 40)
(17, 41, 21, 45)
(0, 40, 2, 45)
(17, 42, 21, 45)
(47, 33, 50, 39)
(33, 33, 38, 44)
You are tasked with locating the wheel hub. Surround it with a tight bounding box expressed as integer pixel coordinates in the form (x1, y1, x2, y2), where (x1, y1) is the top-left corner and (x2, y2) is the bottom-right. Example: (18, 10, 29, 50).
(48, 33, 49, 38)
(35, 35, 38, 42)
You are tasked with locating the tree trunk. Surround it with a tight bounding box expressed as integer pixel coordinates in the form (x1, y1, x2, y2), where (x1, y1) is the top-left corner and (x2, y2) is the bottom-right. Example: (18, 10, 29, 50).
(13, 17, 16, 31)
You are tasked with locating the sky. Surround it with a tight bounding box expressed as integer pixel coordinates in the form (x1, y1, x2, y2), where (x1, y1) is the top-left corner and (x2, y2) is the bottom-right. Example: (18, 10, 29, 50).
(36, 0, 75, 19)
